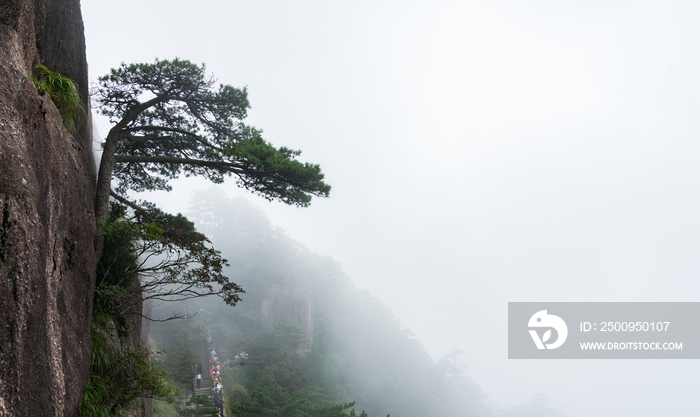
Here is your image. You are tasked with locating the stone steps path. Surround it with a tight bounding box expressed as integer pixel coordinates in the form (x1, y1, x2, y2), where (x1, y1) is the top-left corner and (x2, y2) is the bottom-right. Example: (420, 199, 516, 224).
(193, 373, 212, 397)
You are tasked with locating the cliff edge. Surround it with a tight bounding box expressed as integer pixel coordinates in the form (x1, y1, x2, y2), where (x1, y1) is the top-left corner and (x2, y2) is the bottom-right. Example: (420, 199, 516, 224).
(0, 0, 95, 416)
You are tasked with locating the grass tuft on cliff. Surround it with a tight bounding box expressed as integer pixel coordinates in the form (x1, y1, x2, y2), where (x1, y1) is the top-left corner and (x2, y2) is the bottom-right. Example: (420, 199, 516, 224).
(32, 65, 85, 132)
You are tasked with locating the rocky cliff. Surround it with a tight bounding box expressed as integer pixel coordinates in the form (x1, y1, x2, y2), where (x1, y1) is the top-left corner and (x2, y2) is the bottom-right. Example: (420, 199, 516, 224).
(0, 0, 95, 416)
(261, 280, 315, 350)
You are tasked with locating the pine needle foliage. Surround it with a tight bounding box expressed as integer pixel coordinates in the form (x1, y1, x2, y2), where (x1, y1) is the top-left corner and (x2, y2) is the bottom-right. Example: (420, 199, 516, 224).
(94, 58, 331, 238)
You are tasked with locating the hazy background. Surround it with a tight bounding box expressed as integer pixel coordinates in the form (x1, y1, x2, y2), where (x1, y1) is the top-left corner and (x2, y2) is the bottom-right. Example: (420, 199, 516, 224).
(83, 1, 700, 415)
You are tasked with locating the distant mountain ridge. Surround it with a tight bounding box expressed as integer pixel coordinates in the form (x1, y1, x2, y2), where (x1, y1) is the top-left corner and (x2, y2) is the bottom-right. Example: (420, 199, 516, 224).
(150, 190, 495, 417)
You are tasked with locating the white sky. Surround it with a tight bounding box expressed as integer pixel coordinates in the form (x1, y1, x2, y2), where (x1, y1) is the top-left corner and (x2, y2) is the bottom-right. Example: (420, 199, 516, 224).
(83, 1, 700, 415)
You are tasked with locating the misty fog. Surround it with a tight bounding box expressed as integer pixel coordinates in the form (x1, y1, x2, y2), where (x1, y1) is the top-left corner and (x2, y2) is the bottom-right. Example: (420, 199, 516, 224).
(84, 1, 700, 416)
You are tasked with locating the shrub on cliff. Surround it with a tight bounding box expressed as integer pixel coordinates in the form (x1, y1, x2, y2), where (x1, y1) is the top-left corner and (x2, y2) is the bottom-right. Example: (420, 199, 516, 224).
(33, 65, 85, 132)
(78, 315, 178, 417)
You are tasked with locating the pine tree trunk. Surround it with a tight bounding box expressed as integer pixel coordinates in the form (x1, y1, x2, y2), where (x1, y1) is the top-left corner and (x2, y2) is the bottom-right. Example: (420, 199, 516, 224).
(94, 130, 118, 258)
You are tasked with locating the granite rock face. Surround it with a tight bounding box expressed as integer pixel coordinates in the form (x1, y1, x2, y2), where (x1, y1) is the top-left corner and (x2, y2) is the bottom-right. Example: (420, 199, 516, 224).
(0, 1, 95, 416)
(261, 281, 315, 350)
